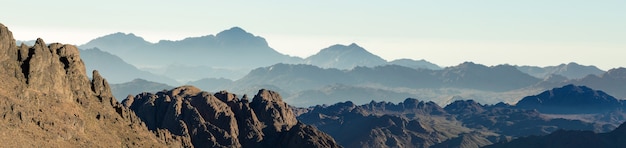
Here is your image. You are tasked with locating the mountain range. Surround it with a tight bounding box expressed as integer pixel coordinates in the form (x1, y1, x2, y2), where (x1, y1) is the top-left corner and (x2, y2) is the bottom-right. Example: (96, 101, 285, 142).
(75, 27, 625, 108)
(79, 42, 626, 107)
(6, 21, 626, 147)
(295, 84, 625, 147)
(517, 62, 605, 79)
(78, 28, 442, 84)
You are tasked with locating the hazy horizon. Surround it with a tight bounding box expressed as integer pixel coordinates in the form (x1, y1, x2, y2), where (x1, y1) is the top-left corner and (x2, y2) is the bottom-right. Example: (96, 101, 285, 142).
(2, 1, 625, 70)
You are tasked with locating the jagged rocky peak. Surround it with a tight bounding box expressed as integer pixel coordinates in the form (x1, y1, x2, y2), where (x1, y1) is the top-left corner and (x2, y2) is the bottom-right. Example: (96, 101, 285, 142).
(251, 89, 298, 132)
(0, 23, 180, 147)
(126, 86, 339, 147)
(216, 26, 260, 41)
(444, 100, 486, 114)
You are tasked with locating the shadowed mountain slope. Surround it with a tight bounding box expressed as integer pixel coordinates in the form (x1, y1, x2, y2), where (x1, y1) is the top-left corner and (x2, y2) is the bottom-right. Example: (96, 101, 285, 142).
(0, 23, 185, 147)
(124, 86, 340, 148)
(516, 84, 622, 114)
(485, 121, 626, 148)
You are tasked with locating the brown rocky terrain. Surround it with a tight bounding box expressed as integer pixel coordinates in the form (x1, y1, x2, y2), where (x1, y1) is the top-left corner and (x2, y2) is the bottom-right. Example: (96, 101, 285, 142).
(297, 100, 477, 148)
(0, 23, 186, 147)
(124, 86, 340, 148)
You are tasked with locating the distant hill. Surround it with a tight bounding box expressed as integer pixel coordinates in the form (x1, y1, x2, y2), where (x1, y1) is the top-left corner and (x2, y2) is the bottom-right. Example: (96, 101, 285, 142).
(304, 43, 387, 69)
(570, 68, 626, 99)
(437, 62, 541, 91)
(484, 121, 626, 148)
(285, 84, 419, 107)
(79, 32, 151, 56)
(231, 63, 350, 92)
(161, 64, 247, 82)
(186, 77, 234, 92)
(79, 48, 179, 86)
(15, 40, 36, 46)
(516, 84, 623, 114)
(517, 62, 605, 79)
(388, 58, 442, 70)
(303, 43, 442, 70)
(110, 79, 174, 101)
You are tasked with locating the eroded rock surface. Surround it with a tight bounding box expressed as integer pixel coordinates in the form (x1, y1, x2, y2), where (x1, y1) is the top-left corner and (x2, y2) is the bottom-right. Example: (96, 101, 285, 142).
(0, 23, 185, 147)
(125, 87, 340, 148)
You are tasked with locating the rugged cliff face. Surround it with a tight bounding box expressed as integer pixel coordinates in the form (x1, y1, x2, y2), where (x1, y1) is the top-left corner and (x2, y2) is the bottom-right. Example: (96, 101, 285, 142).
(0, 23, 184, 147)
(124, 86, 340, 148)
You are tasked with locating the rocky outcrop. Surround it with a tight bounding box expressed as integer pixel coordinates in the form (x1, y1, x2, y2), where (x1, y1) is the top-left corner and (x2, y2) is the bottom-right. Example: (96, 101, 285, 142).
(124, 87, 340, 148)
(0, 23, 183, 147)
(298, 99, 471, 148)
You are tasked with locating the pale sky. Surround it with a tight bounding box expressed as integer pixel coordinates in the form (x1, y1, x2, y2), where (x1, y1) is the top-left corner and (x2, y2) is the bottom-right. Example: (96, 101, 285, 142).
(1, 0, 625, 70)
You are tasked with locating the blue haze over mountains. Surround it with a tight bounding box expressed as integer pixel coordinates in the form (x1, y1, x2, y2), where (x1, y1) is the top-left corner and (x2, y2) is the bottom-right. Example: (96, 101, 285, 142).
(8, 22, 626, 147)
(73, 27, 626, 107)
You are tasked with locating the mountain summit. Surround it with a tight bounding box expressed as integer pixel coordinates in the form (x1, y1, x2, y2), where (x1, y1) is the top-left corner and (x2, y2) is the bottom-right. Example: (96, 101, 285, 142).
(305, 43, 387, 69)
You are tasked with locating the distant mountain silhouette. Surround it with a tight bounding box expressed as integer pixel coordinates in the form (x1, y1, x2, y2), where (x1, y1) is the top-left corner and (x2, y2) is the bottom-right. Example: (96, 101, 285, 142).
(305, 43, 387, 69)
(80, 32, 151, 56)
(232, 63, 350, 92)
(79, 48, 179, 86)
(485, 121, 626, 148)
(517, 62, 605, 79)
(80, 27, 302, 80)
(516, 84, 622, 114)
(569, 68, 626, 99)
(186, 77, 234, 92)
(285, 84, 419, 107)
(388, 58, 442, 70)
(110, 79, 173, 101)
(437, 62, 541, 91)
(234, 62, 540, 94)
(15, 40, 36, 46)
(161, 64, 246, 82)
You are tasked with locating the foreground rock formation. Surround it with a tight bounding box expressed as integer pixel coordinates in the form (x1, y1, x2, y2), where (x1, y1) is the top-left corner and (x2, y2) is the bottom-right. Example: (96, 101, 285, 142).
(124, 86, 340, 148)
(0, 23, 183, 147)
